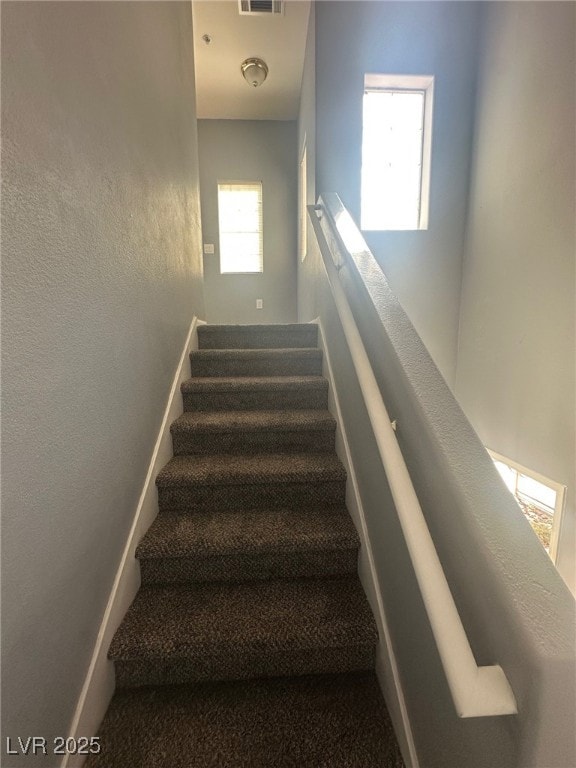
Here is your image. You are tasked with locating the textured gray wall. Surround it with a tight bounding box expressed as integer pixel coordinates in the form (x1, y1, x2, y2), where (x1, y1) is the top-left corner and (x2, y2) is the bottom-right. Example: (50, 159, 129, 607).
(198, 120, 297, 324)
(305, 198, 575, 768)
(314, 1, 480, 387)
(1, 2, 204, 763)
(456, 2, 576, 594)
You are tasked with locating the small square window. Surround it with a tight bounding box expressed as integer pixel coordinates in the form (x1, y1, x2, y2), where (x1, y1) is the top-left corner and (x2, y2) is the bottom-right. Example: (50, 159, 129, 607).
(218, 182, 263, 273)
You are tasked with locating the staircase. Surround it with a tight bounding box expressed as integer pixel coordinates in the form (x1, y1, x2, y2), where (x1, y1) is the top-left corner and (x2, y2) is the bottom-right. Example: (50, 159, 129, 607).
(89, 324, 404, 767)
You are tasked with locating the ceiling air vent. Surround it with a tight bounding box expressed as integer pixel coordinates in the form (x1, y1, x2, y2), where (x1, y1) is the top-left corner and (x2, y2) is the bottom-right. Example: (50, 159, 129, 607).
(239, 0, 284, 16)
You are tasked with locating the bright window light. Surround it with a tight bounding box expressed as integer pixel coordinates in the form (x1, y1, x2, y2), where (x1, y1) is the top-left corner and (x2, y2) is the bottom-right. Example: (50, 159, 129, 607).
(489, 449, 566, 563)
(218, 182, 263, 273)
(361, 74, 434, 231)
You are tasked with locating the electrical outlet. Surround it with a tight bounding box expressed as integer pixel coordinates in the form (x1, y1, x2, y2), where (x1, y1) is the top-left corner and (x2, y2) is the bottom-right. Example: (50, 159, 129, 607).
(203, 243, 214, 255)
(256, 299, 263, 309)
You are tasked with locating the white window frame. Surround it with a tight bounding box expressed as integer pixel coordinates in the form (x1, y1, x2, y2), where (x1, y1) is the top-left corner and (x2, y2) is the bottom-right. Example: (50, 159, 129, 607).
(299, 139, 307, 262)
(361, 73, 434, 231)
(217, 181, 263, 274)
(488, 448, 567, 564)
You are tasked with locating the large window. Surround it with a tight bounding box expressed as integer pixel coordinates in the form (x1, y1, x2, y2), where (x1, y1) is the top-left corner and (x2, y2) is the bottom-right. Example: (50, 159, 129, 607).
(361, 74, 434, 231)
(217, 182, 263, 273)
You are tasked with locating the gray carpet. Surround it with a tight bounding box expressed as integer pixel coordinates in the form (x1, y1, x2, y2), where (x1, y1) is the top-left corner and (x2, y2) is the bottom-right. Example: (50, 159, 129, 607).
(181, 375, 329, 411)
(170, 409, 337, 454)
(93, 324, 404, 766)
(197, 323, 319, 350)
(189, 347, 323, 377)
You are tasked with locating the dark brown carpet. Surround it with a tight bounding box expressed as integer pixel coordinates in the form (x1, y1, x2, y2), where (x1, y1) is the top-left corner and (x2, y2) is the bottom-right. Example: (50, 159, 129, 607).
(109, 576, 377, 687)
(137, 506, 359, 584)
(87, 673, 404, 768)
(96, 324, 404, 766)
(156, 452, 347, 487)
(155, 453, 348, 513)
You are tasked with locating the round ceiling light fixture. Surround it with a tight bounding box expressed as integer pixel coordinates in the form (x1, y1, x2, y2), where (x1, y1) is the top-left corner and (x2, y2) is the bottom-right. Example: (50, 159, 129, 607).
(241, 58, 268, 88)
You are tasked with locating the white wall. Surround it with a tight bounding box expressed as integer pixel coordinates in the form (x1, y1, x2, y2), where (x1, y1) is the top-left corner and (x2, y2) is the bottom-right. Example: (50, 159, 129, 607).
(313, 1, 481, 386)
(456, 2, 576, 593)
(1, 3, 204, 763)
(198, 120, 298, 324)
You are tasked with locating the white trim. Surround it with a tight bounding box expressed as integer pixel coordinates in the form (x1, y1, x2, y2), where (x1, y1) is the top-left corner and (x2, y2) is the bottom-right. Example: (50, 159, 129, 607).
(364, 73, 434, 92)
(312, 318, 419, 768)
(62, 315, 205, 768)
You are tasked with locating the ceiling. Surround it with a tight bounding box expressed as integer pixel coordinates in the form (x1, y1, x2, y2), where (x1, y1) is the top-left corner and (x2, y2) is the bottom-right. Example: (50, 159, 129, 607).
(192, 1, 311, 121)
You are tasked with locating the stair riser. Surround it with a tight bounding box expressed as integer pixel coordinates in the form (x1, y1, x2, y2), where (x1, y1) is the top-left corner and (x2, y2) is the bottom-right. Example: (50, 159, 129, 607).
(183, 388, 329, 412)
(115, 645, 375, 688)
(157, 480, 347, 514)
(198, 327, 318, 350)
(190, 355, 323, 378)
(139, 549, 359, 586)
(171, 429, 336, 456)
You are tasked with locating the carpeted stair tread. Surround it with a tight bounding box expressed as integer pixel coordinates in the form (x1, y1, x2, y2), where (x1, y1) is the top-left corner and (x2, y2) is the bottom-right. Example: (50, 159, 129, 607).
(86, 672, 404, 768)
(137, 507, 359, 561)
(108, 576, 376, 668)
(198, 323, 318, 350)
(137, 508, 359, 584)
(109, 578, 376, 685)
(181, 375, 329, 411)
(181, 375, 328, 393)
(156, 452, 346, 488)
(172, 409, 336, 434)
(171, 409, 337, 455)
(189, 348, 323, 377)
(191, 348, 321, 360)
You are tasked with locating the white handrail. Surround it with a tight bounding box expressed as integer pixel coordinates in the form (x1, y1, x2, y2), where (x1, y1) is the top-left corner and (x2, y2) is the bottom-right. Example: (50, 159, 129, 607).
(309, 199, 517, 718)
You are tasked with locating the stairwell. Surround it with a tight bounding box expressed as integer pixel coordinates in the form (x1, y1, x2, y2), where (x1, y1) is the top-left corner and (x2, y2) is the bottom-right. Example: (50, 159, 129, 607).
(89, 324, 404, 767)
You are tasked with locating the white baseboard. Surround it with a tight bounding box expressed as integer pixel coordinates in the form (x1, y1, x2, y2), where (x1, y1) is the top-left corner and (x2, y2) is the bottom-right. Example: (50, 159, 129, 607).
(313, 318, 419, 768)
(62, 315, 205, 768)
